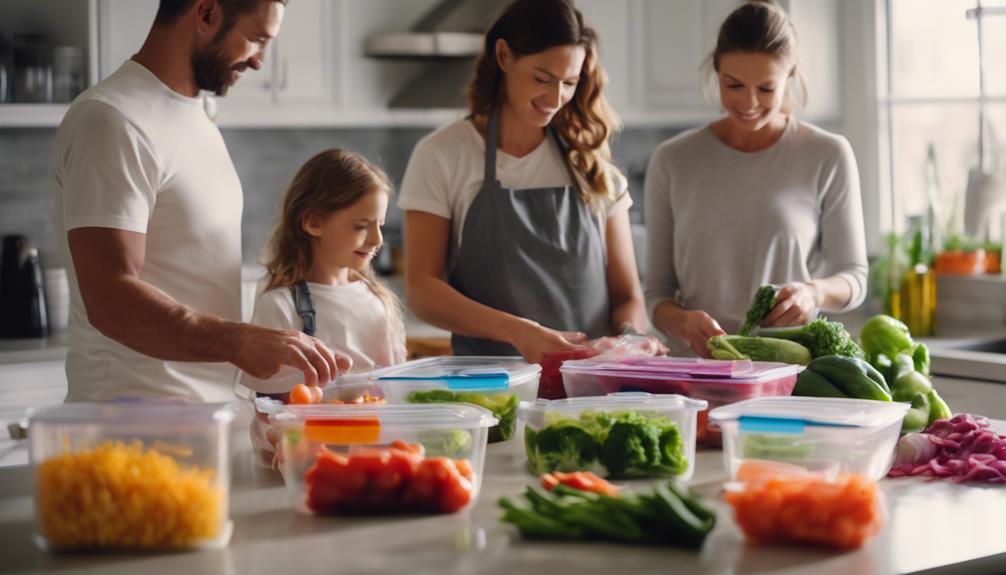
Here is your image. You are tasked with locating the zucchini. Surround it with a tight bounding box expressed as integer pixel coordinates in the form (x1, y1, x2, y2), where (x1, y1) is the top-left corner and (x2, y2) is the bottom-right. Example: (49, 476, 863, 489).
(708, 335, 811, 365)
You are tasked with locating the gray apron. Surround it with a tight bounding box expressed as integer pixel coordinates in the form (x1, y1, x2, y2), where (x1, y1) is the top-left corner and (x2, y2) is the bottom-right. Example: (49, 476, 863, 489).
(448, 108, 611, 355)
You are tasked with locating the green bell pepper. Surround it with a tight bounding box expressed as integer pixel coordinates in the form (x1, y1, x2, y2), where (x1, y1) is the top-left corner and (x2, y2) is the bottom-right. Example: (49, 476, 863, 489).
(901, 392, 931, 433)
(892, 370, 933, 403)
(860, 315, 915, 358)
(912, 342, 931, 377)
(927, 390, 952, 425)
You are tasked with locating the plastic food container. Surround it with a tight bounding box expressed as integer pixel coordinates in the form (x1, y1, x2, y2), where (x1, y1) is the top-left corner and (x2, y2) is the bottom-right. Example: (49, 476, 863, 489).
(28, 401, 238, 551)
(561, 357, 802, 446)
(368, 356, 541, 443)
(518, 392, 707, 480)
(251, 379, 386, 470)
(709, 397, 910, 480)
(273, 403, 497, 515)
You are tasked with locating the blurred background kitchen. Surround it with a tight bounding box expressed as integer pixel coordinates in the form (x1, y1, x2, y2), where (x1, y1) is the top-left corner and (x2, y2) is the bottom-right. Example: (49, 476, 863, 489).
(0, 0, 1004, 355)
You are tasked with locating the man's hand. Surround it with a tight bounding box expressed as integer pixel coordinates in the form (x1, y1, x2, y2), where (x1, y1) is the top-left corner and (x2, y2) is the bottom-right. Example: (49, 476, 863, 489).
(234, 325, 352, 386)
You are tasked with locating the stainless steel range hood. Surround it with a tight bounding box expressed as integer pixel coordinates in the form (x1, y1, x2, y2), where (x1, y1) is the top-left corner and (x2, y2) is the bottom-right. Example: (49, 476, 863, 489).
(365, 0, 501, 108)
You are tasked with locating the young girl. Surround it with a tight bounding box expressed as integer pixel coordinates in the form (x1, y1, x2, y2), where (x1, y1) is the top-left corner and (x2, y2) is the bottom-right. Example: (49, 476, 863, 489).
(243, 149, 407, 467)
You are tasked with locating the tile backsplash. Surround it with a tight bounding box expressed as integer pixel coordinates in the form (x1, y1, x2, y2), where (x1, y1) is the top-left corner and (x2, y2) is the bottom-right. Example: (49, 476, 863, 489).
(0, 124, 685, 269)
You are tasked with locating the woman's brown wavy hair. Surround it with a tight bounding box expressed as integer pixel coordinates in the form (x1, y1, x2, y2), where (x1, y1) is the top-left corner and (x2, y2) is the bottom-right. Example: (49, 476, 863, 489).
(263, 149, 404, 345)
(466, 0, 620, 204)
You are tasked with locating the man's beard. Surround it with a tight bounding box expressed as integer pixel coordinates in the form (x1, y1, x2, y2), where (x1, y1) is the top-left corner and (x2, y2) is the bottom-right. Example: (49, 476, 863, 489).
(192, 40, 244, 96)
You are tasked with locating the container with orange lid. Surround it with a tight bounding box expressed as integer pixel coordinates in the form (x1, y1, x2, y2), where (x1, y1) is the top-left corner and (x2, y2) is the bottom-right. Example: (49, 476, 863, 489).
(271, 403, 497, 515)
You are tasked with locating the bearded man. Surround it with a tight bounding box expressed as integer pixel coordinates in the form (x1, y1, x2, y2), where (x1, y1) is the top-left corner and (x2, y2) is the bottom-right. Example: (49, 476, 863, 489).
(51, 0, 349, 401)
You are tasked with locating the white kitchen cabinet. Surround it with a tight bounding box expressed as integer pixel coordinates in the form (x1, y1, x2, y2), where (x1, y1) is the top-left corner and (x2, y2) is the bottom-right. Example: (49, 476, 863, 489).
(579, 0, 843, 125)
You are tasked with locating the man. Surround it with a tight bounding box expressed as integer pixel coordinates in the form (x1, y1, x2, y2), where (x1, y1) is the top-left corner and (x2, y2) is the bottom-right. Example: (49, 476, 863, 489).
(52, 0, 348, 401)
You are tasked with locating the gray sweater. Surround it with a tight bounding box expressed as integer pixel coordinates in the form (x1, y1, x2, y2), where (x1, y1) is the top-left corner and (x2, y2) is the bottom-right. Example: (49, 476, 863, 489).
(643, 118, 869, 338)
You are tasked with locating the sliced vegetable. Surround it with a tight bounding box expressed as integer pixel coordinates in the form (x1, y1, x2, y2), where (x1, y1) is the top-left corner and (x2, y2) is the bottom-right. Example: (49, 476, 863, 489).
(304, 440, 475, 514)
(499, 481, 715, 548)
(290, 383, 324, 405)
(739, 285, 778, 336)
(541, 471, 619, 496)
(888, 413, 1006, 483)
(725, 472, 885, 550)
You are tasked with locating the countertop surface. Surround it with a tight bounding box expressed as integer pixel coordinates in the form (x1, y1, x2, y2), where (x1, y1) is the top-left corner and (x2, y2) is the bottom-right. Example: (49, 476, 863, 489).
(1, 408, 1005, 575)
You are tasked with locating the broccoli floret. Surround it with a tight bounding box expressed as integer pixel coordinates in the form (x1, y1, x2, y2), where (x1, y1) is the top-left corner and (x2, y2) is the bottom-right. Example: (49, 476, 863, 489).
(739, 285, 778, 336)
(406, 389, 520, 442)
(599, 420, 663, 478)
(526, 422, 600, 475)
(769, 319, 865, 359)
(659, 426, 687, 475)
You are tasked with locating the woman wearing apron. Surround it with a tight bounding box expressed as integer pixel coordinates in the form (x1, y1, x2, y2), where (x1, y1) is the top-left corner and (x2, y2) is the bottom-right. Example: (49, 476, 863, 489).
(399, 0, 646, 363)
(644, 0, 869, 357)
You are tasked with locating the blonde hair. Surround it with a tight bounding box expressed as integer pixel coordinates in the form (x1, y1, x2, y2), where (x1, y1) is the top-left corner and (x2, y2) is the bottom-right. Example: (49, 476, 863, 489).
(466, 0, 620, 204)
(263, 149, 405, 347)
(704, 0, 808, 111)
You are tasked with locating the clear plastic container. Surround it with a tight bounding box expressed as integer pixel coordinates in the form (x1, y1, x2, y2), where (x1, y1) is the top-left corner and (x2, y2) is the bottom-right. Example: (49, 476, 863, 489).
(273, 403, 497, 515)
(28, 401, 238, 551)
(518, 392, 707, 480)
(561, 357, 802, 446)
(367, 356, 541, 443)
(251, 378, 386, 470)
(709, 397, 910, 480)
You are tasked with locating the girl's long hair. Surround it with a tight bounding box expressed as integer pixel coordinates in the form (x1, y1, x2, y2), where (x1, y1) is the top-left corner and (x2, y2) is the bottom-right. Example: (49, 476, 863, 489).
(466, 0, 620, 204)
(263, 149, 404, 347)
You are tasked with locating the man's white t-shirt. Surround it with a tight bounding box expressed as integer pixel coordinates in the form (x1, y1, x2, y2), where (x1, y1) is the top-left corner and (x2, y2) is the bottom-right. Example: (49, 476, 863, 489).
(52, 60, 243, 402)
(239, 280, 407, 393)
(398, 119, 632, 268)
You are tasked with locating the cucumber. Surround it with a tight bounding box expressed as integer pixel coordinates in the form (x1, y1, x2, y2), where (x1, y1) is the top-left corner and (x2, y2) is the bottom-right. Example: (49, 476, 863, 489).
(708, 335, 812, 365)
(807, 355, 892, 401)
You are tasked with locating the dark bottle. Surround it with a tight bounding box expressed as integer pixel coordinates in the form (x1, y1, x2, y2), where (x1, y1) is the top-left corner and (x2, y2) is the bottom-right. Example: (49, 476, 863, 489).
(19, 245, 49, 338)
(0, 235, 25, 337)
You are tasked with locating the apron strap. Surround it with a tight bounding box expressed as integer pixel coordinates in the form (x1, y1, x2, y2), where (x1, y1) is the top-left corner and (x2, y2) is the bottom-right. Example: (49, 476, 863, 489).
(290, 280, 317, 336)
(483, 108, 501, 185)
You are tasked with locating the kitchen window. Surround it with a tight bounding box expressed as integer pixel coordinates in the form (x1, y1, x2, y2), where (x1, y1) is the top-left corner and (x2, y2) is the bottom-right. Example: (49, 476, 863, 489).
(880, 0, 1006, 239)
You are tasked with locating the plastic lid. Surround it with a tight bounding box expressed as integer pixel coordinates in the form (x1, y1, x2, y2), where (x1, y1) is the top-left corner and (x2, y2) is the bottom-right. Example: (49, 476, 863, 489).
(708, 397, 910, 429)
(29, 401, 240, 425)
(561, 357, 801, 383)
(363, 356, 541, 391)
(519, 392, 707, 419)
(272, 403, 498, 430)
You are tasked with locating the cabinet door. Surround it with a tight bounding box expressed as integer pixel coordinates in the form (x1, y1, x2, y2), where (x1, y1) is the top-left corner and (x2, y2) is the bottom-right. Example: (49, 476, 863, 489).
(635, 0, 739, 110)
(272, 0, 333, 105)
(0, 360, 67, 467)
(98, 0, 157, 79)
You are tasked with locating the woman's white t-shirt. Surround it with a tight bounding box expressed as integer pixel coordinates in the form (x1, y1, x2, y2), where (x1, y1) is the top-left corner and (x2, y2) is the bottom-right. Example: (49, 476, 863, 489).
(398, 118, 632, 268)
(239, 280, 406, 393)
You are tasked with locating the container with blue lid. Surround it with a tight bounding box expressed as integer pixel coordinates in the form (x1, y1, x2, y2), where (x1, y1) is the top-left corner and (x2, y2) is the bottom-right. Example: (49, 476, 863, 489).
(709, 397, 910, 480)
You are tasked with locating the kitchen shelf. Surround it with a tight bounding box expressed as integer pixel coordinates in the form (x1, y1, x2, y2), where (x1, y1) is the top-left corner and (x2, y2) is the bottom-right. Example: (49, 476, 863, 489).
(0, 104, 71, 127)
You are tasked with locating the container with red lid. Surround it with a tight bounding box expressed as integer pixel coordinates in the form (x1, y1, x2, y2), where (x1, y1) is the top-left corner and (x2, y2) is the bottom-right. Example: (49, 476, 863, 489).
(560, 357, 803, 446)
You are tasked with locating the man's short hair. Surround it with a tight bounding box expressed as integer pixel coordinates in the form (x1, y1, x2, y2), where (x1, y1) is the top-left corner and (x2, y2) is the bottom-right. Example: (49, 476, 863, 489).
(155, 0, 287, 27)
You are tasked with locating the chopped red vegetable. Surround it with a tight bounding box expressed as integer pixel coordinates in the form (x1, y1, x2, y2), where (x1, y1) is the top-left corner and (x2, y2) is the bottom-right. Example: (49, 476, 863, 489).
(540, 471, 619, 496)
(888, 413, 1006, 483)
(304, 440, 474, 514)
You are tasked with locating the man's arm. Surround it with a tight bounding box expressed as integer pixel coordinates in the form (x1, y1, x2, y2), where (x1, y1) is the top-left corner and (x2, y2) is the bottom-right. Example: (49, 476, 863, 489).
(68, 227, 346, 385)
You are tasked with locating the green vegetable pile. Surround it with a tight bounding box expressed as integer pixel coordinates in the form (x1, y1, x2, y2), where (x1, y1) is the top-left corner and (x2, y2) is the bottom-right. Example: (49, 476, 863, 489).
(764, 318, 866, 360)
(859, 315, 951, 432)
(525, 411, 688, 478)
(499, 481, 716, 548)
(417, 428, 472, 458)
(741, 433, 816, 461)
(739, 285, 778, 336)
(406, 389, 519, 443)
(791, 314, 952, 433)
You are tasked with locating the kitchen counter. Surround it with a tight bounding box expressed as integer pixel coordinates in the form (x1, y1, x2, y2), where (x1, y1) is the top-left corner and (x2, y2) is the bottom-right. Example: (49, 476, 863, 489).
(1, 407, 1005, 575)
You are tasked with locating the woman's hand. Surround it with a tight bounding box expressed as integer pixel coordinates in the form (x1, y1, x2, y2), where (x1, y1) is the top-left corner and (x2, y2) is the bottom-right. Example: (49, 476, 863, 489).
(672, 310, 726, 358)
(762, 281, 821, 327)
(509, 319, 587, 364)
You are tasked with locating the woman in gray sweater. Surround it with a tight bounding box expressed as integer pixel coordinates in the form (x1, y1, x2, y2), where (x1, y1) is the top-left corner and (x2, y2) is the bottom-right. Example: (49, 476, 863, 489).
(644, 0, 868, 357)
